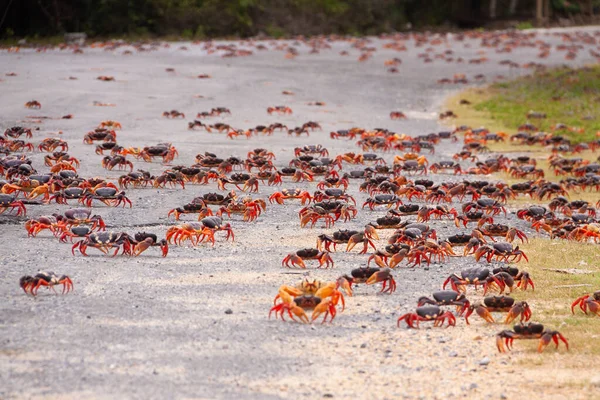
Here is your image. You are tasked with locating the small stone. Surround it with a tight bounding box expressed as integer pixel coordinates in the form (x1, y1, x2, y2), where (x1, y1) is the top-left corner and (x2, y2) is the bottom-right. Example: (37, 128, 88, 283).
(360, 343, 367, 349)
(590, 377, 600, 387)
(225, 309, 233, 314)
(153, 369, 159, 375)
(86, 315, 91, 319)
(323, 394, 333, 398)
(473, 335, 482, 340)
(479, 357, 490, 366)
(469, 383, 478, 390)
(500, 395, 508, 399)
(449, 351, 458, 357)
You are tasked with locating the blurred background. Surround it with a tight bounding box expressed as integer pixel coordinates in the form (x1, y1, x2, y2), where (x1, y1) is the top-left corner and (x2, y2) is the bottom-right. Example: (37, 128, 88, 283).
(1, 0, 600, 39)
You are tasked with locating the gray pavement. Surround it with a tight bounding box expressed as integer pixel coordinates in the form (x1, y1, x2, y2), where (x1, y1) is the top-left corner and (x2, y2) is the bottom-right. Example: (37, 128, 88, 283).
(1, 28, 599, 399)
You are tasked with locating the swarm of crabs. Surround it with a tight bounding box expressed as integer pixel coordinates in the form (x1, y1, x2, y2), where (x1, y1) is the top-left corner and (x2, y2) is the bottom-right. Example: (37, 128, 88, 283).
(4, 36, 600, 358)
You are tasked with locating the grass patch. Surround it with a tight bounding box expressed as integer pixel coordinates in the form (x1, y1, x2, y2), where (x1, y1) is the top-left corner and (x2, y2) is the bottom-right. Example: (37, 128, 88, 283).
(510, 239, 600, 360)
(443, 67, 600, 209)
(473, 66, 600, 143)
(444, 68, 600, 370)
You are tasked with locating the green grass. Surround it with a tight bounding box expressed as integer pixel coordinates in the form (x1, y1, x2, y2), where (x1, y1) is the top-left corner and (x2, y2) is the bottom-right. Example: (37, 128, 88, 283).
(472, 65, 600, 143)
(511, 239, 600, 359)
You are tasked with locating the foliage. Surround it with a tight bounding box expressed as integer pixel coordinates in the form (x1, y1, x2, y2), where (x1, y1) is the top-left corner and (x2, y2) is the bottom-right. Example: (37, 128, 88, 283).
(474, 66, 600, 143)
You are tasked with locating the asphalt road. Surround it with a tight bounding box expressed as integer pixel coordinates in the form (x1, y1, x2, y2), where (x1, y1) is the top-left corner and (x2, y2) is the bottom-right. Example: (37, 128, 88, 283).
(1, 28, 599, 399)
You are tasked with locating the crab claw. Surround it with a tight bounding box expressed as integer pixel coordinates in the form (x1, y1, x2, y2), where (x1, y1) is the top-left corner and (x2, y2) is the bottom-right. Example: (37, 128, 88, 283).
(336, 276, 353, 297)
(311, 298, 337, 324)
(571, 295, 590, 314)
(465, 305, 495, 325)
(282, 254, 306, 269)
(366, 268, 396, 294)
(133, 237, 153, 256)
(364, 224, 379, 240)
(504, 302, 531, 324)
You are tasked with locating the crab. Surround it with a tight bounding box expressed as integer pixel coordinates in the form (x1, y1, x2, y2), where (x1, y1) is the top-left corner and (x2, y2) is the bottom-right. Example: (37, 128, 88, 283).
(54, 208, 106, 232)
(98, 120, 122, 130)
(396, 159, 428, 175)
(443, 234, 484, 255)
(267, 106, 292, 115)
(118, 170, 154, 189)
(131, 232, 169, 257)
(367, 215, 407, 230)
(294, 145, 329, 157)
(4, 126, 33, 139)
(83, 128, 117, 144)
(25, 100, 42, 109)
(81, 188, 132, 208)
(496, 323, 568, 353)
(338, 267, 396, 295)
(367, 243, 412, 269)
(465, 296, 532, 324)
(195, 191, 236, 206)
(429, 161, 462, 174)
(317, 227, 378, 254)
(72, 232, 134, 256)
(58, 226, 94, 243)
(474, 243, 528, 263)
(397, 305, 456, 329)
(153, 171, 186, 189)
(417, 205, 458, 222)
(571, 291, 600, 316)
(443, 267, 506, 294)
(316, 173, 349, 191)
(44, 152, 80, 168)
(509, 165, 545, 179)
(217, 198, 265, 222)
(218, 173, 259, 193)
(138, 144, 179, 164)
(473, 224, 528, 243)
(453, 151, 478, 162)
(0, 194, 27, 216)
(282, 248, 334, 269)
(163, 110, 185, 118)
(464, 198, 507, 216)
(101, 155, 134, 172)
(95, 142, 123, 155)
(362, 194, 403, 210)
(38, 138, 69, 152)
(516, 205, 549, 222)
(20, 271, 73, 296)
(312, 188, 356, 205)
(166, 217, 234, 246)
(168, 201, 213, 220)
(188, 120, 212, 131)
(25, 215, 61, 237)
(417, 290, 470, 314)
(269, 283, 343, 324)
(269, 188, 312, 205)
(568, 223, 600, 243)
(329, 129, 357, 140)
(299, 201, 357, 228)
(390, 111, 407, 120)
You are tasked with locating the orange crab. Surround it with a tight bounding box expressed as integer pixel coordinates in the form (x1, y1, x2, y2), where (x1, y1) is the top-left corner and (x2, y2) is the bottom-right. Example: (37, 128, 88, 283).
(269, 279, 346, 324)
(25, 100, 41, 109)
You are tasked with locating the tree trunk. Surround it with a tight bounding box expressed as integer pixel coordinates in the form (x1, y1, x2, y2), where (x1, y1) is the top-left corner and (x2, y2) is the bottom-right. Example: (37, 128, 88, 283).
(509, 0, 518, 15)
(490, 0, 497, 19)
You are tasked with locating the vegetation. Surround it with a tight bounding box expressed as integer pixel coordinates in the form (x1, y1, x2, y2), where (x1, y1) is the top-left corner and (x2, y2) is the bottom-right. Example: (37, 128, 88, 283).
(2, 0, 600, 40)
(473, 66, 600, 144)
(510, 239, 600, 357)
